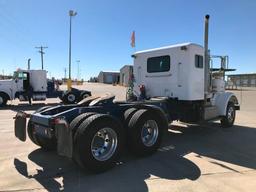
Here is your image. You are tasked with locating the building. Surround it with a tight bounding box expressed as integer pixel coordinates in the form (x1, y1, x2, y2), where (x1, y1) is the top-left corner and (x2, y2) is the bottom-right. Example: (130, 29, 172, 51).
(227, 73, 256, 88)
(120, 65, 133, 86)
(0, 75, 12, 80)
(98, 71, 120, 84)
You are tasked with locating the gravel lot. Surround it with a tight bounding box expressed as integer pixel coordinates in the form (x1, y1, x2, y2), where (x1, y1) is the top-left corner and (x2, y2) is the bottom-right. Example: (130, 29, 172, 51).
(0, 83, 255, 192)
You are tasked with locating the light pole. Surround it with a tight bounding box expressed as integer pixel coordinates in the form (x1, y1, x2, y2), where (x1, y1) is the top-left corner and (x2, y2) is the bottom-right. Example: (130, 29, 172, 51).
(67, 10, 77, 90)
(76, 60, 80, 81)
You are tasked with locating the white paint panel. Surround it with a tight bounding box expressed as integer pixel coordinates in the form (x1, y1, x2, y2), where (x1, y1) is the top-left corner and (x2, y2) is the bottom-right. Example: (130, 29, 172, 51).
(133, 43, 204, 100)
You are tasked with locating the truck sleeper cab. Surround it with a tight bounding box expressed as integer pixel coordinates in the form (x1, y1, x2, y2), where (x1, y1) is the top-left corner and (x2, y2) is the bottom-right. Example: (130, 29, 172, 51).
(132, 43, 239, 123)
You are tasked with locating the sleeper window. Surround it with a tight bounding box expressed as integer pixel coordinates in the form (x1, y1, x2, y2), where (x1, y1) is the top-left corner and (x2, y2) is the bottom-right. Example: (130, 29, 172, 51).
(147, 55, 170, 73)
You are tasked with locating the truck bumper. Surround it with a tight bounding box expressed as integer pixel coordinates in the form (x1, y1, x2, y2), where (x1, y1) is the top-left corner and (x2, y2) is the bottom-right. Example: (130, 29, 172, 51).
(14, 112, 73, 159)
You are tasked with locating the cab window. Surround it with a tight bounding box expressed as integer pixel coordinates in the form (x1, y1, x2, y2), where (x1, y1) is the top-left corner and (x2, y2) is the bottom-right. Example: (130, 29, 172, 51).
(14, 72, 27, 80)
(147, 55, 170, 73)
(195, 55, 203, 68)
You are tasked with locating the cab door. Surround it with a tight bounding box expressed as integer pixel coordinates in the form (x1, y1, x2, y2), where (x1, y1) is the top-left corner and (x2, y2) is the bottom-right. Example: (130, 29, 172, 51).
(15, 72, 29, 92)
(22, 72, 30, 92)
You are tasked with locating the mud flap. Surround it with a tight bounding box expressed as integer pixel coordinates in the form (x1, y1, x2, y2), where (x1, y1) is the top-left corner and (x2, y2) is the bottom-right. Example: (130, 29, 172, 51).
(55, 121, 73, 158)
(14, 111, 27, 142)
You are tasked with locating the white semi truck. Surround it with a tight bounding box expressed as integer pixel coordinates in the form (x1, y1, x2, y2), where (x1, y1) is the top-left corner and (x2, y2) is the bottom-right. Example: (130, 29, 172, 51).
(0, 69, 91, 106)
(131, 42, 237, 122)
(14, 15, 240, 173)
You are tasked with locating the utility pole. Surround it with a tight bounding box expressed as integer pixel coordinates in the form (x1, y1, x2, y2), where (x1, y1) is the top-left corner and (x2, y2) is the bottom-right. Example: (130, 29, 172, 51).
(64, 68, 67, 79)
(76, 60, 80, 80)
(27, 58, 31, 70)
(35, 46, 48, 70)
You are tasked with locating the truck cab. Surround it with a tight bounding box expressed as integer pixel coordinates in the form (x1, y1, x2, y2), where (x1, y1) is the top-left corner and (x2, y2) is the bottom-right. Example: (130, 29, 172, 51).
(131, 42, 239, 124)
(13, 70, 30, 94)
(0, 69, 48, 106)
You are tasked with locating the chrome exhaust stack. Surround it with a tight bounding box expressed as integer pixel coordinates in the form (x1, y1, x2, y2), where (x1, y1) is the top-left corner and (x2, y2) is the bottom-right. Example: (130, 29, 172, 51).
(204, 14, 210, 96)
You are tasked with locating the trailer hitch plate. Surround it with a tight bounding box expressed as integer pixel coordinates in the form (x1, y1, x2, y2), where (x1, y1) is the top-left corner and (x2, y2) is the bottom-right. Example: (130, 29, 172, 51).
(14, 111, 27, 142)
(55, 119, 73, 158)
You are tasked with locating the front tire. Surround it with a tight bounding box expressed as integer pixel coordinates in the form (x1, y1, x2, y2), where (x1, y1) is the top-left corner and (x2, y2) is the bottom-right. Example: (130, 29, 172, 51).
(0, 93, 8, 107)
(221, 102, 236, 128)
(73, 114, 123, 173)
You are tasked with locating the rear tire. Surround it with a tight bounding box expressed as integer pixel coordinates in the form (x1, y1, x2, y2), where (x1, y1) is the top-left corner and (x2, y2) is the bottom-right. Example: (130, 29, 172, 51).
(79, 92, 90, 102)
(127, 109, 166, 156)
(63, 92, 77, 104)
(73, 114, 123, 173)
(221, 102, 236, 128)
(70, 112, 96, 137)
(124, 108, 138, 125)
(0, 93, 8, 107)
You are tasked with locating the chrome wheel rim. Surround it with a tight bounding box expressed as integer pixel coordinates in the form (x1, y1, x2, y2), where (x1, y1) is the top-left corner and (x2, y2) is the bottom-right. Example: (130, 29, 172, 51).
(227, 106, 235, 122)
(141, 120, 159, 147)
(0, 96, 3, 105)
(67, 94, 76, 102)
(91, 127, 118, 161)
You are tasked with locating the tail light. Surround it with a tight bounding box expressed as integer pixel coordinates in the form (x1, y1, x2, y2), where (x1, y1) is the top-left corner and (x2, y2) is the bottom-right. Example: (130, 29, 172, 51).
(139, 84, 145, 92)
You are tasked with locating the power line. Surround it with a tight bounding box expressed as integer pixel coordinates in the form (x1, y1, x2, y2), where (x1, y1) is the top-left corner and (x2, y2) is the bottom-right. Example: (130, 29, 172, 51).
(35, 46, 48, 70)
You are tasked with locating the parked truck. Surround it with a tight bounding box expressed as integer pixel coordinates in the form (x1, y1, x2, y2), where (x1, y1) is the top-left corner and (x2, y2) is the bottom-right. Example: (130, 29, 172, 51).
(14, 15, 240, 173)
(0, 69, 91, 106)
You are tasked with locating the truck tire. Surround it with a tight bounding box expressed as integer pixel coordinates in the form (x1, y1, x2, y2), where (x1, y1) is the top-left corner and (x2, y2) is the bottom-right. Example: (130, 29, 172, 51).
(70, 112, 96, 137)
(73, 114, 123, 172)
(127, 109, 165, 156)
(221, 102, 236, 128)
(63, 92, 77, 104)
(0, 93, 8, 107)
(80, 92, 90, 101)
(124, 107, 138, 125)
(27, 121, 57, 150)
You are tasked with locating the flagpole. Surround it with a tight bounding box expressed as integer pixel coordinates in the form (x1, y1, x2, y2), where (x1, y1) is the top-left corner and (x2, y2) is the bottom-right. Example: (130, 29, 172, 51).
(127, 30, 136, 101)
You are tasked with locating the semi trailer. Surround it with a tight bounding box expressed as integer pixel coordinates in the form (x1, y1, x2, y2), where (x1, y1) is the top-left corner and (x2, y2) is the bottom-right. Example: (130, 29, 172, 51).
(14, 15, 240, 173)
(0, 69, 91, 106)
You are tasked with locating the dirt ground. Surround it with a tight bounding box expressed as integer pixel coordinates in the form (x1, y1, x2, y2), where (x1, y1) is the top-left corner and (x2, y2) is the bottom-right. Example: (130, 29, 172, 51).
(0, 83, 255, 192)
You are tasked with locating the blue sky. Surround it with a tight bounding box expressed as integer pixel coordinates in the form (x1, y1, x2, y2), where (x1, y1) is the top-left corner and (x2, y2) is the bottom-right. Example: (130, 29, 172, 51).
(0, 0, 255, 79)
